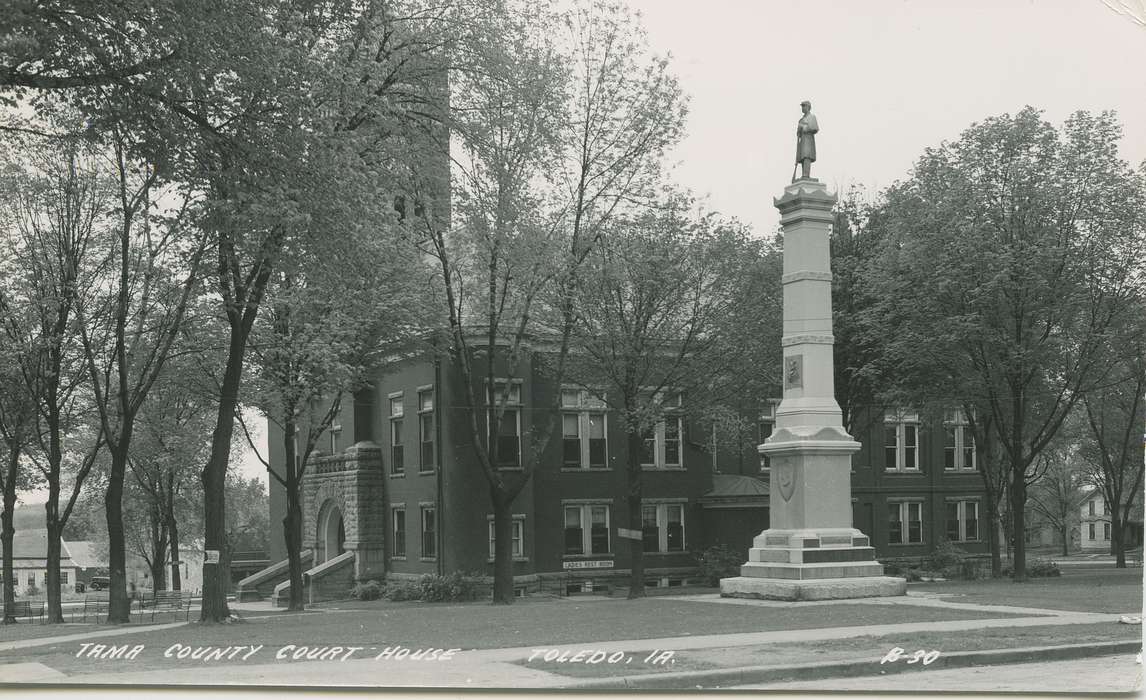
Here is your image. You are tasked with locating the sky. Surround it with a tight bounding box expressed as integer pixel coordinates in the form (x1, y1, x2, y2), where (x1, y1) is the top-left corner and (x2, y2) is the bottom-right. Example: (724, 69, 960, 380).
(625, 0, 1146, 236)
(20, 0, 1146, 501)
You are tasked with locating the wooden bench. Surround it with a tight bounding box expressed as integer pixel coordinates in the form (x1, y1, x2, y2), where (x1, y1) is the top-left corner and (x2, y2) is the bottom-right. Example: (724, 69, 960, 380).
(79, 593, 110, 623)
(140, 590, 192, 622)
(4, 600, 44, 622)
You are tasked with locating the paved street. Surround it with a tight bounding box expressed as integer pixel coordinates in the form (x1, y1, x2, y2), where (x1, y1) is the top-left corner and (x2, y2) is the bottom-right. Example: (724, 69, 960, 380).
(739, 653, 1142, 693)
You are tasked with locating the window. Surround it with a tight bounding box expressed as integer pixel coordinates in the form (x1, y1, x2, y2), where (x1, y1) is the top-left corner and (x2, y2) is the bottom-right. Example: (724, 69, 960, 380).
(641, 393, 683, 469)
(943, 410, 975, 471)
(1089, 523, 1096, 540)
(945, 500, 979, 542)
(1089, 500, 1096, 516)
(563, 504, 610, 555)
(1104, 500, 1111, 515)
(488, 516, 525, 559)
(27, 573, 34, 587)
(488, 382, 522, 467)
(642, 503, 686, 553)
(420, 505, 436, 559)
(888, 501, 923, 544)
(60, 571, 69, 584)
(561, 389, 608, 469)
(1104, 522, 1111, 540)
(390, 394, 404, 475)
(884, 411, 920, 472)
(758, 403, 776, 472)
(418, 389, 434, 471)
(392, 506, 406, 557)
(329, 424, 342, 454)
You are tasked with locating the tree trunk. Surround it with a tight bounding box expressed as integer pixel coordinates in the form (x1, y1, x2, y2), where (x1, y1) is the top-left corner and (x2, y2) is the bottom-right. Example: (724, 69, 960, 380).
(491, 487, 514, 604)
(981, 467, 1003, 577)
(1010, 463, 1027, 582)
(284, 445, 305, 611)
(44, 514, 64, 623)
(626, 430, 645, 600)
(2, 465, 16, 624)
(1111, 510, 1126, 568)
(1061, 525, 1069, 557)
(167, 471, 182, 591)
(105, 448, 131, 623)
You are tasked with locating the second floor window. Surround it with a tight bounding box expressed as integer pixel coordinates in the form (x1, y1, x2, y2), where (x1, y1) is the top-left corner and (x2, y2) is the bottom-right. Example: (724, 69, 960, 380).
(642, 392, 683, 470)
(944, 410, 976, 471)
(329, 424, 342, 454)
(390, 394, 404, 475)
(562, 389, 607, 469)
(418, 389, 434, 471)
(488, 382, 521, 467)
(884, 411, 920, 472)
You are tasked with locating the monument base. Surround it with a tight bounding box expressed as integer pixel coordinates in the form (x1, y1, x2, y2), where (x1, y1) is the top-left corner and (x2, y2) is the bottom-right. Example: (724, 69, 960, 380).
(719, 575, 907, 601)
(717, 526, 906, 601)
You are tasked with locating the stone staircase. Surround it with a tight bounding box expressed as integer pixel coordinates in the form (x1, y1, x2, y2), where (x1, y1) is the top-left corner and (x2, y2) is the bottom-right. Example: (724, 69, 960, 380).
(234, 550, 314, 602)
(272, 550, 357, 607)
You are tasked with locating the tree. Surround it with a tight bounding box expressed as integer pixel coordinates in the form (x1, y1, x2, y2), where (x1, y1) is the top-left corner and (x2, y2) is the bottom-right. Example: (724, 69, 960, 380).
(1079, 309, 1146, 567)
(73, 121, 207, 622)
(243, 225, 427, 611)
(0, 351, 41, 623)
(0, 134, 108, 622)
(864, 107, 1146, 580)
(1027, 438, 1085, 556)
(422, 0, 686, 604)
(567, 198, 760, 598)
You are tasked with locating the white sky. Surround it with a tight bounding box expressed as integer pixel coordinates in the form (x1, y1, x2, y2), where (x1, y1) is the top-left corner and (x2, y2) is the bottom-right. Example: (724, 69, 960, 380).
(22, 0, 1146, 501)
(626, 0, 1146, 236)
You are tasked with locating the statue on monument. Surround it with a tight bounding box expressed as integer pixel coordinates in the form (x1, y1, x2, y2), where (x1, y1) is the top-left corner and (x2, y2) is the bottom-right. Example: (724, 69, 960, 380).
(793, 100, 818, 182)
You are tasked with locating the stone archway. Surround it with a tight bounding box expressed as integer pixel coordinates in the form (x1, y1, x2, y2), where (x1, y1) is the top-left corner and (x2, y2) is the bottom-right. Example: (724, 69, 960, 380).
(316, 500, 346, 564)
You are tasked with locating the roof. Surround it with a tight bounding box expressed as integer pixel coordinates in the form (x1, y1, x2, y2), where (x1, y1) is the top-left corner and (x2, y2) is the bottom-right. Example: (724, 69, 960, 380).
(10, 529, 77, 568)
(64, 541, 106, 569)
(699, 474, 770, 505)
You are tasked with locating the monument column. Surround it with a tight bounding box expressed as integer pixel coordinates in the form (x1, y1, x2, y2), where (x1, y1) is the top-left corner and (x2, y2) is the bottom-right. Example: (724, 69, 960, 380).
(720, 105, 905, 600)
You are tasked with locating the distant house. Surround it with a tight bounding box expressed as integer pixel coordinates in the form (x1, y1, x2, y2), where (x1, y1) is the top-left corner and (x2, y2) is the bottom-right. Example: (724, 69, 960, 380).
(1079, 487, 1144, 553)
(63, 540, 109, 589)
(1, 528, 80, 596)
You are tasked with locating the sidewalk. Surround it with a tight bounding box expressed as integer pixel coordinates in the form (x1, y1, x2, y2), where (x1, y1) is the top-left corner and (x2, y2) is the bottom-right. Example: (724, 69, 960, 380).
(10, 592, 1138, 689)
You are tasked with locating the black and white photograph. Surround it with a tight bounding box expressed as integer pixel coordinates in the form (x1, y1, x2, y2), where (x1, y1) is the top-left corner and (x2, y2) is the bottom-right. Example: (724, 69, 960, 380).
(0, 0, 1143, 697)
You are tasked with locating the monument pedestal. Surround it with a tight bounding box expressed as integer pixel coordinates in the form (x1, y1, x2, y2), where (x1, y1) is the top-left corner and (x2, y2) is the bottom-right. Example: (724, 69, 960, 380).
(720, 177, 905, 601)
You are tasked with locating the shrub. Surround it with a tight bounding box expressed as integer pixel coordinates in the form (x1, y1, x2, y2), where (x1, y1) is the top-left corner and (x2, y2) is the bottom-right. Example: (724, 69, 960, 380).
(1027, 558, 1061, 577)
(904, 568, 924, 582)
(693, 545, 745, 587)
(350, 580, 383, 601)
(418, 572, 481, 602)
(383, 580, 421, 602)
(924, 540, 967, 574)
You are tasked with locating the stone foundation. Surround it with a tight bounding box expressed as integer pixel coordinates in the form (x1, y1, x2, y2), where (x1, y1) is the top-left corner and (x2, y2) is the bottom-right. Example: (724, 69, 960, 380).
(720, 575, 907, 601)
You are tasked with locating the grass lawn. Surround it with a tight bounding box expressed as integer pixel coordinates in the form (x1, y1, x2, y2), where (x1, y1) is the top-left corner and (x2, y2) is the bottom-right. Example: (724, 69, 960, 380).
(916, 567, 1143, 613)
(0, 596, 1026, 677)
(521, 622, 1143, 678)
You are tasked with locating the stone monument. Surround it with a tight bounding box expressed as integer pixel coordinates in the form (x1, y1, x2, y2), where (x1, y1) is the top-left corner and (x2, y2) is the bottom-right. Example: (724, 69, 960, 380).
(719, 107, 906, 601)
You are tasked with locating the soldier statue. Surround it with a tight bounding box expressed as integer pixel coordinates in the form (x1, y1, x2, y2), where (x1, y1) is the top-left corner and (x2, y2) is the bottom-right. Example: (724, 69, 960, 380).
(793, 100, 818, 182)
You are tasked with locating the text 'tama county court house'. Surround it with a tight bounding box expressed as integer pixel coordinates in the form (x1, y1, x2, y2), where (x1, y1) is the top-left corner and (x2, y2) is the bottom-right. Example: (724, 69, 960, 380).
(253, 342, 989, 602)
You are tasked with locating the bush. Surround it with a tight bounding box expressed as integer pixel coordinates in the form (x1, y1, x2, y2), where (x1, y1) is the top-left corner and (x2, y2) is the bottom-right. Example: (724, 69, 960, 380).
(418, 572, 481, 602)
(383, 580, 421, 602)
(693, 545, 745, 587)
(924, 540, 967, 574)
(349, 580, 383, 601)
(1000, 558, 1061, 578)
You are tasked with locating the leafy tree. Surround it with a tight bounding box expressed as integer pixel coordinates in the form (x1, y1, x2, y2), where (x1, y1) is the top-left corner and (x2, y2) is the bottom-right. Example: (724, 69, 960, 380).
(1078, 309, 1146, 566)
(567, 198, 761, 598)
(864, 107, 1146, 580)
(0, 134, 108, 621)
(1027, 438, 1086, 556)
(422, 0, 686, 603)
(242, 225, 427, 611)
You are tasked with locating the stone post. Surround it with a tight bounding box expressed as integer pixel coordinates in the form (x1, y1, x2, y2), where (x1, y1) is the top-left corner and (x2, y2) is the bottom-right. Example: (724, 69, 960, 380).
(719, 178, 905, 601)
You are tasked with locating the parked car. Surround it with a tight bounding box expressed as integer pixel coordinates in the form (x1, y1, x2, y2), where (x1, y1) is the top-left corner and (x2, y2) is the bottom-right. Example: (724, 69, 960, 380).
(88, 576, 110, 591)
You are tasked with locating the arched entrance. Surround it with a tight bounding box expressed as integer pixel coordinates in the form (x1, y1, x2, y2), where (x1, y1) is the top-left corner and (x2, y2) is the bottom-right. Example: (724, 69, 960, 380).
(316, 501, 346, 564)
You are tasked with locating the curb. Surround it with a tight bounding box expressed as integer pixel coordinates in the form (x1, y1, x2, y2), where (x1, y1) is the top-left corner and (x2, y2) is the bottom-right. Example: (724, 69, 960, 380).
(566, 641, 1143, 689)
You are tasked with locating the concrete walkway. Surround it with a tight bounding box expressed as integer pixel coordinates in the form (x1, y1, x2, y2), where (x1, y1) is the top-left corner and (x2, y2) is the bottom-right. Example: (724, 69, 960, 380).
(6, 592, 1135, 688)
